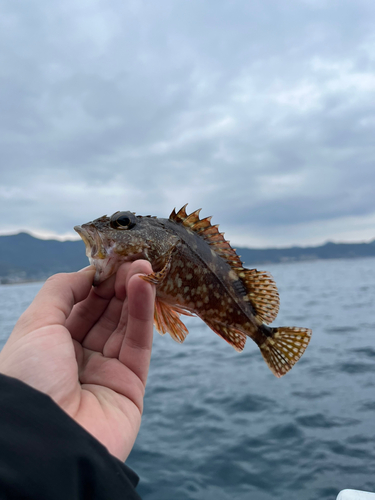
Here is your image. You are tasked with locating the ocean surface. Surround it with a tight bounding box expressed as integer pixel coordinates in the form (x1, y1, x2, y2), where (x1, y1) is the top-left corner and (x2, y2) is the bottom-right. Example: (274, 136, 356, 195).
(1, 258, 375, 500)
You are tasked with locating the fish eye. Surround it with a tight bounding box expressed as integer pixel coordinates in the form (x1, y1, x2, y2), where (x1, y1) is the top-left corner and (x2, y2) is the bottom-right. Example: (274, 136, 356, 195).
(110, 211, 136, 230)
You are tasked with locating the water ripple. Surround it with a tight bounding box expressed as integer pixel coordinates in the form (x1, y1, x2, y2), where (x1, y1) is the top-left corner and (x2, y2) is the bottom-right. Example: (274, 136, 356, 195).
(296, 413, 358, 429)
(338, 362, 374, 374)
(3, 259, 375, 500)
(228, 394, 275, 413)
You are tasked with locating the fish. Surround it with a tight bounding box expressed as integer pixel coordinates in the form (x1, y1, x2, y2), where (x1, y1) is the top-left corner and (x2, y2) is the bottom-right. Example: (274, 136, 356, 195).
(74, 205, 311, 377)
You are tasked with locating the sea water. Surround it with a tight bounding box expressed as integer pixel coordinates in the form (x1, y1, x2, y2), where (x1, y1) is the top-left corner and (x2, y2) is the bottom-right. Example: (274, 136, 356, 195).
(1, 258, 375, 500)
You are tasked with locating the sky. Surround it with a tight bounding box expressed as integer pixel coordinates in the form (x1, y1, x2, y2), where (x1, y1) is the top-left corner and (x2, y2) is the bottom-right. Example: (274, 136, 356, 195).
(0, 0, 375, 248)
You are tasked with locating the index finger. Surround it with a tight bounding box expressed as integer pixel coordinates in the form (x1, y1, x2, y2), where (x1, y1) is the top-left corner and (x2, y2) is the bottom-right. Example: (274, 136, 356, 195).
(118, 267, 156, 386)
(12, 267, 95, 339)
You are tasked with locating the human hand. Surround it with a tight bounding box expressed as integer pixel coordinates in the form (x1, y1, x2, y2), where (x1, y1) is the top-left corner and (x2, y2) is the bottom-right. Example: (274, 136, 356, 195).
(0, 260, 155, 462)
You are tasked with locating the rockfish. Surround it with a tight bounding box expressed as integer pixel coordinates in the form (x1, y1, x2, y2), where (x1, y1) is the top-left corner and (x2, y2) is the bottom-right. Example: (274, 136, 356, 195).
(75, 205, 311, 377)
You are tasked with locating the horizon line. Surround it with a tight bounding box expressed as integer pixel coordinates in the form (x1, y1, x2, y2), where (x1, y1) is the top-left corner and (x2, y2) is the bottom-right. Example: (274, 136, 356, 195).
(1, 230, 374, 251)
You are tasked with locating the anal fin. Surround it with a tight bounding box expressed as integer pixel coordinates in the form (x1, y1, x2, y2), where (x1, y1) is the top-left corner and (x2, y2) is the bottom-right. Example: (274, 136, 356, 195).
(204, 319, 247, 352)
(259, 327, 312, 378)
(154, 298, 193, 343)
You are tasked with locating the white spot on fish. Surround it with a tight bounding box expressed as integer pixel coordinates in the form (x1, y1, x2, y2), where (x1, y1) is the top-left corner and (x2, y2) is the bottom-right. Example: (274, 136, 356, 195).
(228, 270, 237, 281)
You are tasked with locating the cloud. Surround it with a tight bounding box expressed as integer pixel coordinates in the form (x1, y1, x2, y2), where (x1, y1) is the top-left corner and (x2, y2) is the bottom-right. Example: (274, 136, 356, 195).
(0, 0, 375, 247)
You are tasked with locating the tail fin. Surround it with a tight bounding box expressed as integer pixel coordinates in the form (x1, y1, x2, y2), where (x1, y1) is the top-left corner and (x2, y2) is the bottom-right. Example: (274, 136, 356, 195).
(259, 327, 312, 378)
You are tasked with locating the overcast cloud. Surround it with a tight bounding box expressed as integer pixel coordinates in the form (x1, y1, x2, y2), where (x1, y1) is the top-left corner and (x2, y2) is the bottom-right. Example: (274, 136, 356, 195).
(0, 0, 374, 247)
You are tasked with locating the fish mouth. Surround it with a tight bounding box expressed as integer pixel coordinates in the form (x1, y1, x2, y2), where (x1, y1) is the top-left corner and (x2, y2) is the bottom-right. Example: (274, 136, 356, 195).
(74, 224, 147, 286)
(74, 225, 107, 260)
(74, 224, 113, 285)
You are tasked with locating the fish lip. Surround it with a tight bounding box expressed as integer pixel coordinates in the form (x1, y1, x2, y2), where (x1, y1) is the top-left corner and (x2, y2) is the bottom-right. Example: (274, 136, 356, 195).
(74, 225, 87, 243)
(74, 224, 107, 259)
(74, 225, 91, 246)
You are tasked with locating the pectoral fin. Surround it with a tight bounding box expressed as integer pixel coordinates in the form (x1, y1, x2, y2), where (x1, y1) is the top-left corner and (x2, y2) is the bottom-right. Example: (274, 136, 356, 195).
(154, 298, 193, 343)
(139, 245, 176, 286)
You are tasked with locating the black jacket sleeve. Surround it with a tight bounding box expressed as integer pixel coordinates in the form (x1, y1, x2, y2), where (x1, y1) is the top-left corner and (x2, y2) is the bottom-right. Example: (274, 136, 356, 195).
(0, 374, 142, 500)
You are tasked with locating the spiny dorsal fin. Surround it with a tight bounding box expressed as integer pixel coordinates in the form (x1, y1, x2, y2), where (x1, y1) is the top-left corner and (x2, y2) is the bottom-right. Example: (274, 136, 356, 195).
(169, 205, 280, 324)
(169, 205, 243, 269)
(239, 269, 280, 324)
(170, 204, 189, 223)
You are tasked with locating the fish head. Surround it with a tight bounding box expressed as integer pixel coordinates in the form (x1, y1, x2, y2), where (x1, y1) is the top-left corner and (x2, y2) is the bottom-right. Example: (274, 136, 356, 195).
(75, 211, 176, 285)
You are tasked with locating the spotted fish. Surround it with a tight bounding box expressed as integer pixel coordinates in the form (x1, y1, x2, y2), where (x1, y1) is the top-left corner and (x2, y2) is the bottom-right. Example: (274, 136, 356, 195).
(74, 205, 311, 377)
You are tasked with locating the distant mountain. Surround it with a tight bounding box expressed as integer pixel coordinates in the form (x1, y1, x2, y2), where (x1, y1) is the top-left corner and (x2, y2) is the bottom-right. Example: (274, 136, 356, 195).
(238, 240, 375, 266)
(0, 233, 87, 283)
(1, 232, 375, 283)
